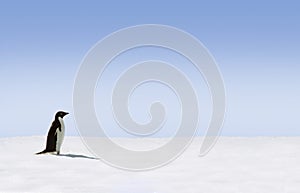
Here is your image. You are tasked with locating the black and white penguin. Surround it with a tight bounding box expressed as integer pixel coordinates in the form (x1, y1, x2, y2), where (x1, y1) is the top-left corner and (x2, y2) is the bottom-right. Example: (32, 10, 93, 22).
(36, 111, 69, 155)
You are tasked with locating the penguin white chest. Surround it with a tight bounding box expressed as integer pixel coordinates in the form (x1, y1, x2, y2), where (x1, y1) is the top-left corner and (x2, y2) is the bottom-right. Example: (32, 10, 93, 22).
(56, 117, 65, 151)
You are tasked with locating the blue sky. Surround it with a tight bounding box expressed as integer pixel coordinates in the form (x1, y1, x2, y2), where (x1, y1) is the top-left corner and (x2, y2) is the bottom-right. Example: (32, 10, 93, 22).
(0, 0, 299, 137)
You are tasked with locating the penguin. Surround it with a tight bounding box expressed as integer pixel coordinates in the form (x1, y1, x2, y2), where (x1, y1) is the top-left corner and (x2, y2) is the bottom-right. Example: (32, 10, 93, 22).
(36, 111, 69, 155)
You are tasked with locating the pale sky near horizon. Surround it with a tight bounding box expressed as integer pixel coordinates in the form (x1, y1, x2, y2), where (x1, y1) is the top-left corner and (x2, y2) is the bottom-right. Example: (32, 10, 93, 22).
(0, 0, 299, 137)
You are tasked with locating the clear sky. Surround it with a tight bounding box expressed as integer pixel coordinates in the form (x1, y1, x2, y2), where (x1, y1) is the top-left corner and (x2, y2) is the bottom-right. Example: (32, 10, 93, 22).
(0, 0, 299, 137)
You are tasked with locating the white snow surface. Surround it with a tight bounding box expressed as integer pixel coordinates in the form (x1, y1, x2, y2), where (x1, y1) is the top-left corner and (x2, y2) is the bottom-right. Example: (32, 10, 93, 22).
(0, 136, 300, 193)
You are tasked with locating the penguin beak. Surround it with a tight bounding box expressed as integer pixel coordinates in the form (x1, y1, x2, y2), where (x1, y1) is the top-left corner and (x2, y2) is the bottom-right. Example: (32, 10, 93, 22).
(64, 112, 69, 117)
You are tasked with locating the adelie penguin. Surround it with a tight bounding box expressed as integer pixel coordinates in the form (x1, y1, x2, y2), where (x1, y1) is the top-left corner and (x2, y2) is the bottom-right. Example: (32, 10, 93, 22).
(36, 111, 69, 155)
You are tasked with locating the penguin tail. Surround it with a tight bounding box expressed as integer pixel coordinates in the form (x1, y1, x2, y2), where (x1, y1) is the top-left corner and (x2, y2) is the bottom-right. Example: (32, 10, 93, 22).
(35, 150, 48, 155)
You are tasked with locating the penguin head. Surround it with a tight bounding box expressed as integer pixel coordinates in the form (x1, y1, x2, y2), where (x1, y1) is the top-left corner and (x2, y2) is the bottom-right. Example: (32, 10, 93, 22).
(55, 111, 69, 119)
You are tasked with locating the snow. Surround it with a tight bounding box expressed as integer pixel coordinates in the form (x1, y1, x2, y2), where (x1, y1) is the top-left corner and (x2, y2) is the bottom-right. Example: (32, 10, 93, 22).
(0, 137, 300, 193)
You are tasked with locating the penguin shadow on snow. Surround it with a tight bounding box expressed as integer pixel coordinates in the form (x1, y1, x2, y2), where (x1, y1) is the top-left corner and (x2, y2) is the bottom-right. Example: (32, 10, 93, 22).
(56, 153, 99, 160)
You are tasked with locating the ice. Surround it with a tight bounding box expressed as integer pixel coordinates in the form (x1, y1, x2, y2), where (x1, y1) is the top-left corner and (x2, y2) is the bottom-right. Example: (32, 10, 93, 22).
(0, 136, 299, 193)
